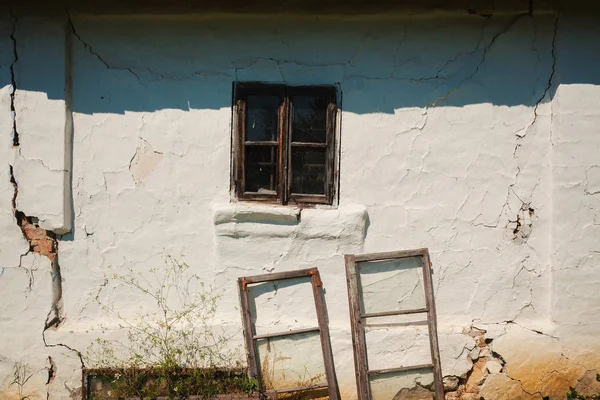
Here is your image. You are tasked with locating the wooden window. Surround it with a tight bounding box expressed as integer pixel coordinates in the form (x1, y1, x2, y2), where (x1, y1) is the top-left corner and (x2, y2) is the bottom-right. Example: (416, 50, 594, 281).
(238, 268, 340, 399)
(233, 83, 337, 205)
(345, 248, 445, 400)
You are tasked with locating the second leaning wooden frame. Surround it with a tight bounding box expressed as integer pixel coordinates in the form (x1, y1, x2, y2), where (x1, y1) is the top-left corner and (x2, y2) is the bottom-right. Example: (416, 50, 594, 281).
(344, 248, 445, 400)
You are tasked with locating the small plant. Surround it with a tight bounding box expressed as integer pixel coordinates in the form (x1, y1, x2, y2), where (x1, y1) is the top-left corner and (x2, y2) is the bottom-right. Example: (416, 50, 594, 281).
(259, 341, 325, 400)
(9, 361, 33, 400)
(85, 255, 257, 399)
(284, 367, 326, 400)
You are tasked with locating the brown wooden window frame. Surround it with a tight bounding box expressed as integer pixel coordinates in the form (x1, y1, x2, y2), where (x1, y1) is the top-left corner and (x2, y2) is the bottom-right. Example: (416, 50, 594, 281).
(238, 268, 340, 400)
(232, 83, 337, 206)
(344, 248, 445, 400)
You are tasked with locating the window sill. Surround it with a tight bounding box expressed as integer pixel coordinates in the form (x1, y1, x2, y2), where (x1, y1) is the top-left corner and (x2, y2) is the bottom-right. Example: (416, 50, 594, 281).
(213, 203, 368, 240)
(213, 203, 301, 225)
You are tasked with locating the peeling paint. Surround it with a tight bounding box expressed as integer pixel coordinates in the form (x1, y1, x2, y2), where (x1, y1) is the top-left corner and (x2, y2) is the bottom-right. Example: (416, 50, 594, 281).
(129, 139, 163, 183)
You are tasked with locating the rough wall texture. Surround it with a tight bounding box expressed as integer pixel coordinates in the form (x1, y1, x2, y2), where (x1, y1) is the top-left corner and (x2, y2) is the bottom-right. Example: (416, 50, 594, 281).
(0, 6, 599, 400)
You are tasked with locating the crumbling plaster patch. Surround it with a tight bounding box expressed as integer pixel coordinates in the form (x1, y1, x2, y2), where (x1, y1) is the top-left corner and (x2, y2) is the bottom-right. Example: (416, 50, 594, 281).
(129, 138, 163, 183)
(4, 12, 67, 333)
(441, 325, 600, 400)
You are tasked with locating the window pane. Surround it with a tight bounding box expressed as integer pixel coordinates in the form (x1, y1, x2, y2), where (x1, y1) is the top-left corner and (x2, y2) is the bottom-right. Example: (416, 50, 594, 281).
(249, 278, 317, 337)
(245, 146, 278, 194)
(358, 257, 426, 315)
(246, 95, 280, 142)
(366, 326, 432, 371)
(291, 94, 328, 143)
(369, 368, 435, 400)
(291, 148, 326, 195)
(256, 331, 326, 391)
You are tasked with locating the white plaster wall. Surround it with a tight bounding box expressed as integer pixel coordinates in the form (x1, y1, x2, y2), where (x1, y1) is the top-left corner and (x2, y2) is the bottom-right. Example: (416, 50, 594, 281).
(0, 9, 599, 400)
(0, 11, 29, 270)
(551, 15, 600, 337)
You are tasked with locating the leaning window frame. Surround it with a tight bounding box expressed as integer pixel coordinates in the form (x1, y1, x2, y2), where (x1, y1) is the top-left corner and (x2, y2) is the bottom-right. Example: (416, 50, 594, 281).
(344, 248, 445, 400)
(232, 83, 338, 206)
(237, 268, 340, 400)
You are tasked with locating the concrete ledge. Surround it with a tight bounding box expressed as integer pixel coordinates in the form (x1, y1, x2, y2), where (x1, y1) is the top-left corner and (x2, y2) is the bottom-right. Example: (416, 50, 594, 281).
(213, 203, 301, 225)
(213, 203, 368, 240)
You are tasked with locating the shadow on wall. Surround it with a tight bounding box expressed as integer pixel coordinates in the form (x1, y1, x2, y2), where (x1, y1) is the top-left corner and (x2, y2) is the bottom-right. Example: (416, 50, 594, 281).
(14, 10, 600, 115)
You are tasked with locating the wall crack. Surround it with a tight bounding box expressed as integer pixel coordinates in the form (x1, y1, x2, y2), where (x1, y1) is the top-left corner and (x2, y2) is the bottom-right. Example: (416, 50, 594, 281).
(9, 3, 19, 146)
(530, 9, 559, 134)
(67, 11, 146, 86)
(428, 13, 528, 108)
(9, 166, 65, 333)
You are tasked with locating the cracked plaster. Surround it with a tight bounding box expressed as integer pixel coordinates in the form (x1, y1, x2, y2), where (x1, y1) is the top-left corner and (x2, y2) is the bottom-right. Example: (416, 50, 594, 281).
(1, 7, 600, 400)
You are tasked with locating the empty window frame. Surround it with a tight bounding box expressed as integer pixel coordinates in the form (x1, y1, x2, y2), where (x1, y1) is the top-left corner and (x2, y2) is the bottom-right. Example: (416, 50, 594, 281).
(238, 268, 339, 399)
(344, 248, 444, 400)
(233, 83, 337, 205)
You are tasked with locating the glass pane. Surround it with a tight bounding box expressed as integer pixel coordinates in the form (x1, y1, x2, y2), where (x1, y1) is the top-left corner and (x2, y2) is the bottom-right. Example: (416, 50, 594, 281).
(358, 257, 426, 314)
(291, 94, 328, 143)
(248, 277, 317, 336)
(246, 94, 280, 142)
(365, 326, 432, 371)
(291, 148, 326, 195)
(245, 146, 278, 194)
(369, 368, 434, 400)
(256, 331, 326, 391)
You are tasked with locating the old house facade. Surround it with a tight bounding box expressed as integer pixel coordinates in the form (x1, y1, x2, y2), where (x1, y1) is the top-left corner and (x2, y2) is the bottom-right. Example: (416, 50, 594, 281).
(1, 0, 600, 399)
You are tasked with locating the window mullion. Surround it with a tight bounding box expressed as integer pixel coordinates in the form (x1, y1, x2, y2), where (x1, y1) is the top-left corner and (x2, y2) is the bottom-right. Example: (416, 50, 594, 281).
(281, 91, 292, 204)
(326, 96, 336, 203)
(237, 98, 246, 196)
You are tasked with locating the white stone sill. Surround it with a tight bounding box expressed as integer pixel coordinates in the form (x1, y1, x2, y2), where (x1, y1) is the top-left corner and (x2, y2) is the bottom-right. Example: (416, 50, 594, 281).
(212, 203, 368, 239)
(213, 203, 301, 225)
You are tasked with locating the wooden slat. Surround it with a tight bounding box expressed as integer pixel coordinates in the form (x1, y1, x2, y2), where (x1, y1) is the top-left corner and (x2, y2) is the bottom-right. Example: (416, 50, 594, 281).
(311, 270, 341, 400)
(237, 278, 259, 384)
(325, 98, 336, 204)
(279, 95, 288, 204)
(288, 194, 328, 205)
(237, 99, 246, 195)
(367, 363, 433, 376)
(353, 248, 428, 263)
(239, 268, 315, 287)
(289, 193, 327, 198)
(244, 141, 278, 146)
(345, 255, 370, 400)
(290, 142, 327, 147)
(361, 308, 428, 319)
(266, 382, 328, 394)
(252, 326, 319, 340)
(240, 192, 278, 200)
(421, 250, 445, 400)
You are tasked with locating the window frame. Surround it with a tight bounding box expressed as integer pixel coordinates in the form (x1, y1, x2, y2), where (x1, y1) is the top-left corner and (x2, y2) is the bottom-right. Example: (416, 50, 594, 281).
(233, 83, 337, 206)
(344, 248, 445, 400)
(237, 268, 340, 399)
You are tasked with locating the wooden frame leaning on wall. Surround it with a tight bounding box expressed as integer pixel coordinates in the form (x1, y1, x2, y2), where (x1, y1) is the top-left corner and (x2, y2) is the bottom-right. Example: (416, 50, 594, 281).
(237, 267, 340, 400)
(344, 248, 445, 400)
